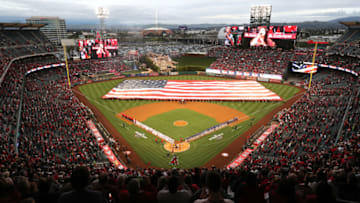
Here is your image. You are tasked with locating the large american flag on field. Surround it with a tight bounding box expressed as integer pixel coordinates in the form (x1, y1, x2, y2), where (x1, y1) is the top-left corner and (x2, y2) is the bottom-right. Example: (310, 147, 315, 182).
(102, 80, 282, 101)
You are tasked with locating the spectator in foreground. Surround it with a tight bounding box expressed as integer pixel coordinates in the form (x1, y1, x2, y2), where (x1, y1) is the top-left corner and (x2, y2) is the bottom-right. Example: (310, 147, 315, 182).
(57, 166, 107, 203)
(234, 172, 265, 203)
(315, 171, 336, 203)
(194, 171, 233, 203)
(157, 175, 192, 203)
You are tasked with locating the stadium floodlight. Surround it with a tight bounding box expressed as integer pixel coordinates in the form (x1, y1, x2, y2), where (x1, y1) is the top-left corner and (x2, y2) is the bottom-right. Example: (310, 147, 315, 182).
(250, 5, 272, 27)
(96, 7, 109, 38)
(96, 7, 109, 19)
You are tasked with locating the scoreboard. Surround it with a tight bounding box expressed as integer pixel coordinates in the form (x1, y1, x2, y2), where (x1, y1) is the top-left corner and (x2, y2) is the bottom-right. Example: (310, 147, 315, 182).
(224, 25, 298, 49)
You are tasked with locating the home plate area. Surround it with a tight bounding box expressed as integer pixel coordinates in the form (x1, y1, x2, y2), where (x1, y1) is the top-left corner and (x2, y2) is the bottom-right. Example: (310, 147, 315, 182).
(164, 141, 190, 153)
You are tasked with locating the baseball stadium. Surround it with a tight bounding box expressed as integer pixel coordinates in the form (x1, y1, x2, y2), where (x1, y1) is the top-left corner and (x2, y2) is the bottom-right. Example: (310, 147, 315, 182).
(0, 2, 359, 203)
(75, 75, 300, 169)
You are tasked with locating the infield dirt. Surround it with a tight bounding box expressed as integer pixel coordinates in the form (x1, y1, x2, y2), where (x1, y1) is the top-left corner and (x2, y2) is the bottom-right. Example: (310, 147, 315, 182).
(117, 101, 250, 125)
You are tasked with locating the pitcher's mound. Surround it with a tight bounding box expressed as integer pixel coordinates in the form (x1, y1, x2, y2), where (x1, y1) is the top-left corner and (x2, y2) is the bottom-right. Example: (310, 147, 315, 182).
(173, 120, 188, 127)
(164, 142, 190, 152)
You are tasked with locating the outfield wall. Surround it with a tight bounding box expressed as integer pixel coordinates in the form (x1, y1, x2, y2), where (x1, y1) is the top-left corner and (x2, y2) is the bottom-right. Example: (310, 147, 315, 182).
(227, 124, 278, 169)
(87, 120, 127, 169)
(205, 68, 283, 82)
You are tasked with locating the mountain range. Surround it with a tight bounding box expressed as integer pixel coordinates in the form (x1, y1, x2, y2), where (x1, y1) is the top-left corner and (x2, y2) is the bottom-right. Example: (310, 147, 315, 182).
(1, 16, 359, 30)
(67, 16, 360, 30)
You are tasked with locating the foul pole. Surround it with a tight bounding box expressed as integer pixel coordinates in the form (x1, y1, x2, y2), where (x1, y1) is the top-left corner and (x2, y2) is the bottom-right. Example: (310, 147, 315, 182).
(62, 43, 71, 89)
(308, 42, 318, 89)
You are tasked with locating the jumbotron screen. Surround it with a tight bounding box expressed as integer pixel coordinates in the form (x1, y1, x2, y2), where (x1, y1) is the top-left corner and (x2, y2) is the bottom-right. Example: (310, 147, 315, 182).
(78, 39, 118, 59)
(225, 25, 297, 48)
(224, 26, 244, 46)
(244, 25, 297, 48)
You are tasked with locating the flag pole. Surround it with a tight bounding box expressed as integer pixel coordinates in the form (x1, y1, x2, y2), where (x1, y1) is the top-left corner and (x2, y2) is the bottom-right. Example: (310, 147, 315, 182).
(62, 43, 71, 89)
(308, 42, 318, 90)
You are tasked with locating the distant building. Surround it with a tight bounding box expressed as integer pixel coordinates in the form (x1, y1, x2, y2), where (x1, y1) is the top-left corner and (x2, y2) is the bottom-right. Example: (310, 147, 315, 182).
(26, 16, 66, 46)
(147, 52, 177, 72)
(142, 27, 173, 37)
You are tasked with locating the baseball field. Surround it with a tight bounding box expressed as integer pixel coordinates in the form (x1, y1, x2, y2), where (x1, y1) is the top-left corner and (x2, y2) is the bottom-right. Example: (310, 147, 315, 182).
(175, 56, 216, 71)
(76, 75, 300, 168)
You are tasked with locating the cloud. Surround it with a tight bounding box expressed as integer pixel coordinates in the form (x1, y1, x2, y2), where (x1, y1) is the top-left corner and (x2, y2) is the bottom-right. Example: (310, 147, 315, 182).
(272, 7, 360, 22)
(0, 0, 359, 24)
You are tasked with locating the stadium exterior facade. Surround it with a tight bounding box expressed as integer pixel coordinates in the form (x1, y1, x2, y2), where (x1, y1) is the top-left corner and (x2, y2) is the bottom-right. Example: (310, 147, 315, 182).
(26, 16, 67, 46)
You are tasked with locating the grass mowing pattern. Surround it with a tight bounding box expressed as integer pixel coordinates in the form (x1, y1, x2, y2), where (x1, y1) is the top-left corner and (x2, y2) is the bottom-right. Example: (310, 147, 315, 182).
(143, 109, 219, 140)
(78, 75, 299, 168)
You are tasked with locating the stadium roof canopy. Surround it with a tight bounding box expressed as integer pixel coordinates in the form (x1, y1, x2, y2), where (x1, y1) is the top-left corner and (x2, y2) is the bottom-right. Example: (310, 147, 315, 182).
(0, 23, 45, 29)
(340, 21, 360, 29)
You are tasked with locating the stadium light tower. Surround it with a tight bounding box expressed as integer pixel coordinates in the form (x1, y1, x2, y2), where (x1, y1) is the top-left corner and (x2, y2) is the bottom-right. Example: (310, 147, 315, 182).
(250, 5, 272, 27)
(96, 7, 109, 38)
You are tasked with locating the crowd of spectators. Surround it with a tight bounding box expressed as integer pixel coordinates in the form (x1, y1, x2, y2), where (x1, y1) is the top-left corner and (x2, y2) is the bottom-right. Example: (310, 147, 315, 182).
(207, 46, 359, 74)
(241, 71, 359, 202)
(20, 68, 107, 164)
(0, 56, 132, 202)
(68, 58, 132, 75)
(207, 47, 319, 75)
(327, 42, 360, 59)
(0, 54, 134, 169)
(1, 57, 58, 156)
(0, 35, 359, 203)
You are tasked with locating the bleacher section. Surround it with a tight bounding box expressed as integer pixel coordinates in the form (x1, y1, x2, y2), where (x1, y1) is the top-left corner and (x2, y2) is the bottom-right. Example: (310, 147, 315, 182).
(0, 24, 57, 82)
(207, 47, 359, 76)
(338, 22, 360, 43)
(328, 43, 360, 59)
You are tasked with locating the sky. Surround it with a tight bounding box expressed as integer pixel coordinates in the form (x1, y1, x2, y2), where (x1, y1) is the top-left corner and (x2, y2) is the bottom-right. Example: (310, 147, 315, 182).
(0, 0, 359, 25)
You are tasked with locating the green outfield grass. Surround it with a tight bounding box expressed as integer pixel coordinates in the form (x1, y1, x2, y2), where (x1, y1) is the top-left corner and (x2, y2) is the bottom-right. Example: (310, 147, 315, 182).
(78, 75, 300, 168)
(143, 109, 219, 140)
(175, 56, 216, 71)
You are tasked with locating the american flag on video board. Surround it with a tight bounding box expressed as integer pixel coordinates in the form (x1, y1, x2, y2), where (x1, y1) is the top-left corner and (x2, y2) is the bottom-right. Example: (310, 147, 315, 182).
(102, 80, 282, 101)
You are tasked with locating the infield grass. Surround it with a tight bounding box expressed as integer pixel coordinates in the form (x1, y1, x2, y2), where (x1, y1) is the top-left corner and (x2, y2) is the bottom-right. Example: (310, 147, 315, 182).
(143, 109, 219, 140)
(78, 75, 300, 168)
